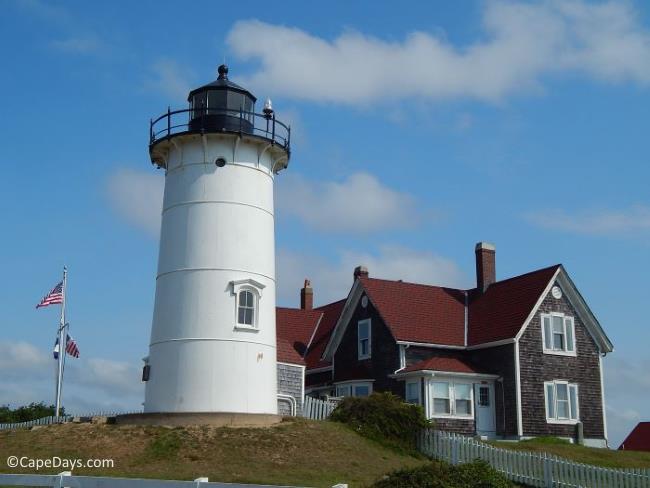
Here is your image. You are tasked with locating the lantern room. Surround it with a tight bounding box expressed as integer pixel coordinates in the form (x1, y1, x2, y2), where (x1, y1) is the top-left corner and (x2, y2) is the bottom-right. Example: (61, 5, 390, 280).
(187, 64, 256, 132)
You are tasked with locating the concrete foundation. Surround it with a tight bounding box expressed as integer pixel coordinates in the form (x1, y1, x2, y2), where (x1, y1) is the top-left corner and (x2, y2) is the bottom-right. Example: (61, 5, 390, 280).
(115, 412, 283, 428)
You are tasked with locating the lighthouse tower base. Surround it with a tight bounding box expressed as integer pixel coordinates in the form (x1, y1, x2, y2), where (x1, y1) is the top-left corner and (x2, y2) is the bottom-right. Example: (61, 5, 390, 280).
(115, 411, 282, 428)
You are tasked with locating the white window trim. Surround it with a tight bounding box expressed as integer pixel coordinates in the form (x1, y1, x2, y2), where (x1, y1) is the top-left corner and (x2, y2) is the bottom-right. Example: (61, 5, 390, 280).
(231, 279, 265, 331)
(335, 380, 373, 398)
(544, 380, 580, 424)
(357, 319, 371, 360)
(398, 344, 407, 371)
(406, 380, 421, 405)
(541, 312, 577, 357)
(429, 378, 474, 420)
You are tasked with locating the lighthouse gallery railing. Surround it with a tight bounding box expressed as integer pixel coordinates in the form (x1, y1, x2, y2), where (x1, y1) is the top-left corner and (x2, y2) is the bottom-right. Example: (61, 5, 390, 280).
(149, 107, 291, 152)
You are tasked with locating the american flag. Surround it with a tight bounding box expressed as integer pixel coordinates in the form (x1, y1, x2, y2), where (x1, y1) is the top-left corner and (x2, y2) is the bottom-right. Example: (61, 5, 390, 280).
(36, 281, 63, 309)
(53, 334, 80, 359)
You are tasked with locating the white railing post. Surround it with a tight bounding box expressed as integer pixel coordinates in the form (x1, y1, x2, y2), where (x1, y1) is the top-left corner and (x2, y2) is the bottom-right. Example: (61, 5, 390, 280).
(56, 470, 72, 488)
(194, 476, 208, 487)
(331, 484, 348, 488)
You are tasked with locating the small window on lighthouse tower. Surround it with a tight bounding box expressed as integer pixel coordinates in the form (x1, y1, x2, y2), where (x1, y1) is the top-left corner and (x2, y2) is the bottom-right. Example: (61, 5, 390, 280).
(231, 278, 265, 330)
(238, 290, 256, 326)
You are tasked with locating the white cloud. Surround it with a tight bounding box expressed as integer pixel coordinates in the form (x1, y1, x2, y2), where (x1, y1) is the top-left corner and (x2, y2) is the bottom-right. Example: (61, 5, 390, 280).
(0, 341, 49, 378)
(276, 172, 425, 233)
(70, 358, 143, 396)
(526, 206, 650, 235)
(147, 58, 194, 101)
(226, 1, 650, 105)
(106, 168, 164, 237)
(277, 245, 468, 306)
(604, 357, 650, 448)
(0, 341, 143, 413)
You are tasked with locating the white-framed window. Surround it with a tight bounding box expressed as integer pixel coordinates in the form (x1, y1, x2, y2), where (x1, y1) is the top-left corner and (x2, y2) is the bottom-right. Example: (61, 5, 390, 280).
(431, 380, 473, 418)
(238, 289, 255, 326)
(406, 380, 421, 405)
(336, 381, 373, 398)
(231, 279, 265, 330)
(541, 312, 576, 356)
(544, 380, 579, 423)
(358, 319, 371, 360)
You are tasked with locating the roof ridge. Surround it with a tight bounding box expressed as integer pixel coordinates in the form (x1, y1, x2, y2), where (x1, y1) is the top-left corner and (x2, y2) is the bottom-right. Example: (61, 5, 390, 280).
(364, 264, 562, 292)
(364, 276, 462, 292)
(479, 264, 562, 288)
(314, 298, 347, 310)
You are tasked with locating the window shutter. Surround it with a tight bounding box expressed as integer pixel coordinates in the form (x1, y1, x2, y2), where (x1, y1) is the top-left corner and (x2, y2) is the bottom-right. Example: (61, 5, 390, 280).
(565, 317, 575, 352)
(543, 316, 553, 350)
(569, 384, 579, 420)
(545, 382, 555, 419)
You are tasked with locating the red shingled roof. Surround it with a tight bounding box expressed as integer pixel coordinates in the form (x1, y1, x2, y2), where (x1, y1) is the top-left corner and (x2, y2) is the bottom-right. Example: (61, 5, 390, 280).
(277, 338, 305, 365)
(276, 307, 321, 364)
(620, 422, 650, 451)
(306, 299, 346, 369)
(468, 265, 560, 345)
(401, 356, 483, 374)
(355, 266, 559, 348)
(360, 277, 466, 346)
(275, 300, 345, 368)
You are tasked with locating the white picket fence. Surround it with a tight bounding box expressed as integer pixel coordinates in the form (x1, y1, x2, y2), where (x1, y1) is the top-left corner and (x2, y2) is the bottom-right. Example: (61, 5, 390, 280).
(0, 410, 143, 431)
(300, 396, 339, 420)
(418, 429, 650, 488)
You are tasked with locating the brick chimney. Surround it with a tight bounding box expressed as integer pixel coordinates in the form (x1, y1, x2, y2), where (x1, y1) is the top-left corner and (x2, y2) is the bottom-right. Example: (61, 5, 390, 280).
(353, 265, 369, 282)
(300, 279, 313, 310)
(475, 242, 496, 292)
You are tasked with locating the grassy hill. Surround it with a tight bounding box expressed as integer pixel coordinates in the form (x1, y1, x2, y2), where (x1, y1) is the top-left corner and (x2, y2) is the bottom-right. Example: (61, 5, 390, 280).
(0, 418, 426, 487)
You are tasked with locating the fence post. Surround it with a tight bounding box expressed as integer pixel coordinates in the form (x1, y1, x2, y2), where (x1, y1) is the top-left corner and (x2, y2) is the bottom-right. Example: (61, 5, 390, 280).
(451, 438, 459, 465)
(542, 454, 553, 488)
(194, 477, 208, 487)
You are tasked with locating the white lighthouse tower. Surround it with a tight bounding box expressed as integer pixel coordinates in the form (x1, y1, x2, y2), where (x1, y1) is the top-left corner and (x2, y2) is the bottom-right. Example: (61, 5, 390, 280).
(143, 65, 290, 415)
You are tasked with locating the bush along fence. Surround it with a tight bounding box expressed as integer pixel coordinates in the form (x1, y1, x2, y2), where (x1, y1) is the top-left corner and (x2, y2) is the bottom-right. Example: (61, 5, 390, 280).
(418, 429, 650, 488)
(301, 396, 338, 420)
(0, 410, 143, 431)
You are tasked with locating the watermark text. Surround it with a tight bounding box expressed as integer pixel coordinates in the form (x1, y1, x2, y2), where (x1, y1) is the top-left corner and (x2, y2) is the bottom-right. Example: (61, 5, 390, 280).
(6, 456, 114, 470)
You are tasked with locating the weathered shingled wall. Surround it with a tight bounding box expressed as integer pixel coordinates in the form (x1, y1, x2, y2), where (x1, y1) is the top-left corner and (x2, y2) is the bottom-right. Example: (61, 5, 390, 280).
(519, 285, 605, 440)
(277, 363, 304, 416)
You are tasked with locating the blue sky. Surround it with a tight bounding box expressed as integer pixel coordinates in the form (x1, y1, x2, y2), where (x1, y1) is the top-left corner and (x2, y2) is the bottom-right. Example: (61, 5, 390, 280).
(0, 0, 648, 447)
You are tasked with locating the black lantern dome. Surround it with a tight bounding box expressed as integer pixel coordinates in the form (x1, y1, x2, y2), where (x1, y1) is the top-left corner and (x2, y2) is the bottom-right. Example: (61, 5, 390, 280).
(187, 64, 257, 132)
(149, 65, 290, 168)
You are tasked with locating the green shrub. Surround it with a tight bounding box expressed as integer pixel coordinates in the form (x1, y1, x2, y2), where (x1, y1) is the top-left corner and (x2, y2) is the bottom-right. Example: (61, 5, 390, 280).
(329, 392, 430, 452)
(372, 460, 514, 488)
(0, 402, 61, 423)
(449, 460, 514, 487)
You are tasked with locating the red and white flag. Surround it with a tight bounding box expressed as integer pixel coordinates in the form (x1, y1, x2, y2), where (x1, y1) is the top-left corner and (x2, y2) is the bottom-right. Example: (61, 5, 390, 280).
(36, 281, 64, 309)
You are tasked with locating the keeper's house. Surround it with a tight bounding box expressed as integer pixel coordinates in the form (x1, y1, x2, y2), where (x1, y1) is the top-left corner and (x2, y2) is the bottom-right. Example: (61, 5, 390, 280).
(275, 242, 613, 447)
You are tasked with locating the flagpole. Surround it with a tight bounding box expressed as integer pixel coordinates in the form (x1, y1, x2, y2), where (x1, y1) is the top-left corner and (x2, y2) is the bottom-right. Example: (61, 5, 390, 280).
(55, 266, 67, 418)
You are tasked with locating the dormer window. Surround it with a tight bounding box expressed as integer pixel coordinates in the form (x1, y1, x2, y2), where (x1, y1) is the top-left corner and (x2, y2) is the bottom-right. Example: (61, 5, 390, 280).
(230, 279, 265, 331)
(541, 312, 576, 356)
